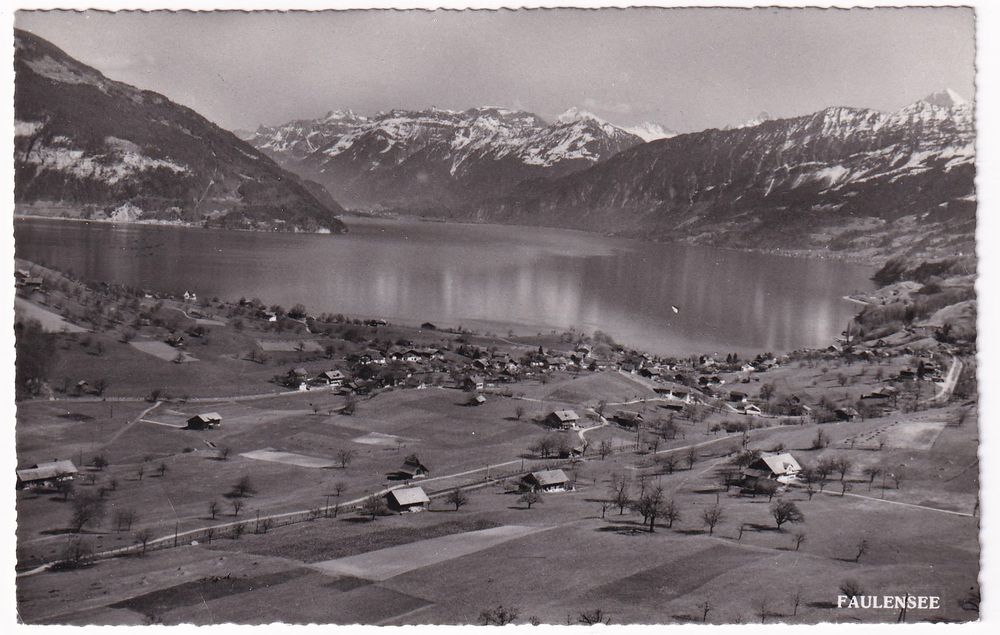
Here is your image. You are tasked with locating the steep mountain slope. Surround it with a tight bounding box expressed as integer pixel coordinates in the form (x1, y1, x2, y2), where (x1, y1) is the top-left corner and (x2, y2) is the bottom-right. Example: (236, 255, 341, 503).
(245, 106, 644, 208)
(461, 92, 975, 260)
(14, 29, 346, 233)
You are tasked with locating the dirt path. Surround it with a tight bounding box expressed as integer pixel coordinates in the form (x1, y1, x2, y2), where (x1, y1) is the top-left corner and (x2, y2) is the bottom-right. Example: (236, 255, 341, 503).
(103, 401, 162, 448)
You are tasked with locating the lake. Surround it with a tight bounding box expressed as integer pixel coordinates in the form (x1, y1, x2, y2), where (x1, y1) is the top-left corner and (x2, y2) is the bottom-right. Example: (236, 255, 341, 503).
(13, 216, 874, 356)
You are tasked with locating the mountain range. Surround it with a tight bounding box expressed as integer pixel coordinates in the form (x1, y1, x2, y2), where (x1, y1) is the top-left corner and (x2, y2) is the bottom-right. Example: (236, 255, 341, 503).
(454, 90, 974, 259)
(240, 107, 656, 209)
(13, 29, 346, 233)
(13, 28, 975, 261)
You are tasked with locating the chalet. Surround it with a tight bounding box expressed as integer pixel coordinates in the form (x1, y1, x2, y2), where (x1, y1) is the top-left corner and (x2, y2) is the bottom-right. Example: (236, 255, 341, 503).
(522, 469, 570, 493)
(16, 460, 78, 490)
(743, 452, 802, 485)
(165, 335, 185, 348)
(391, 349, 421, 363)
(186, 412, 222, 430)
(638, 367, 663, 379)
(544, 409, 580, 429)
(385, 486, 431, 513)
(729, 391, 748, 403)
(183, 290, 197, 302)
(395, 455, 430, 480)
(660, 402, 685, 412)
(470, 394, 487, 406)
(741, 404, 763, 416)
(612, 411, 644, 428)
(462, 375, 485, 392)
(316, 370, 346, 387)
(420, 322, 437, 330)
(835, 407, 860, 422)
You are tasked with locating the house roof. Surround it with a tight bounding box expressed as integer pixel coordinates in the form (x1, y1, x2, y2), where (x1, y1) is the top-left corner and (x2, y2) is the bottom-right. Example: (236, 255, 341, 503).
(189, 412, 222, 423)
(388, 486, 430, 506)
(549, 409, 580, 422)
(530, 469, 569, 487)
(613, 411, 642, 421)
(17, 460, 78, 482)
(320, 370, 345, 380)
(754, 453, 802, 476)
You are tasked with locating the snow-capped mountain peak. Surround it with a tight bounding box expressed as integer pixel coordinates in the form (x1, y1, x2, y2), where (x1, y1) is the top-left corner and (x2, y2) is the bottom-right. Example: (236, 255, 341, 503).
(919, 88, 968, 108)
(623, 121, 677, 142)
(556, 107, 607, 125)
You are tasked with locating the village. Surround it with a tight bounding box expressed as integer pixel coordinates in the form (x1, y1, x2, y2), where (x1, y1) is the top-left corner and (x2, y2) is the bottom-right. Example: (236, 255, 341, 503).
(13, 257, 980, 624)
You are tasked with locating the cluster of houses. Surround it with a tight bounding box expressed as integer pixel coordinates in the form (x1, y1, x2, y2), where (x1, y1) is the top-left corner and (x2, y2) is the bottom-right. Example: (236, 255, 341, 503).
(381, 467, 572, 514)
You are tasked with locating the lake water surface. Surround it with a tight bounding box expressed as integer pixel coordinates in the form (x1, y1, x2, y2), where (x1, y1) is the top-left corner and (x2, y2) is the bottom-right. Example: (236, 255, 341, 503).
(14, 217, 874, 356)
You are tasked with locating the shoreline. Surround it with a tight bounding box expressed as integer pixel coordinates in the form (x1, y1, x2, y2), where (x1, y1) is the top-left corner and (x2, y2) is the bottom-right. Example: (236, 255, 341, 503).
(12, 213, 339, 235)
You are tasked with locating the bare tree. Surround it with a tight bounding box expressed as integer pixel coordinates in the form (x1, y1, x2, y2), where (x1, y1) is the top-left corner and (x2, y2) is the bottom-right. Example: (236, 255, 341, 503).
(578, 609, 612, 625)
(69, 493, 106, 533)
(157, 462, 168, 478)
(863, 465, 883, 491)
(231, 499, 244, 516)
(609, 474, 631, 514)
(208, 500, 220, 520)
(518, 489, 542, 509)
(479, 605, 519, 626)
(230, 475, 256, 498)
(336, 448, 356, 470)
(360, 493, 388, 520)
(700, 600, 712, 623)
(791, 591, 802, 617)
(598, 439, 613, 460)
(755, 597, 770, 623)
(770, 500, 805, 531)
(702, 504, 724, 535)
(218, 446, 232, 461)
(514, 405, 525, 420)
(632, 486, 668, 532)
(444, 488, 469, 511)
(685, 447, 698, 470)
(793, 531, 807, 551)
(134, 528, 153, 556)
(61, 537, 94, 567)
(662, 498, 681, 528)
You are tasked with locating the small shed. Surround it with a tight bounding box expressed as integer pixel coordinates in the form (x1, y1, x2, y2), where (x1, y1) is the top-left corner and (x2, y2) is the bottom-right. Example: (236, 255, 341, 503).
(386, 486, 431, 513)
(186, 412, 222, 430)
(16, 460, 78, 489)
(522, 469, 570, 492)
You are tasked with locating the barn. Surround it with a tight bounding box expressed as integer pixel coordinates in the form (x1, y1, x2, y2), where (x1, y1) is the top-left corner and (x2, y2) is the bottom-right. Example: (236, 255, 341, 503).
(742, 452, 802, 485)
(522, 469, 570, 492)
(16, 460, 78, 490)
(186, 412, 222, 430)
(386, 486, 431, 513)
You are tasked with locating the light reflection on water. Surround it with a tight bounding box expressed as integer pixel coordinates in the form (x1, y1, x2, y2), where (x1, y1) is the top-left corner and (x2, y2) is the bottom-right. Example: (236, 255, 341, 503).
(14, 217, 873, 356)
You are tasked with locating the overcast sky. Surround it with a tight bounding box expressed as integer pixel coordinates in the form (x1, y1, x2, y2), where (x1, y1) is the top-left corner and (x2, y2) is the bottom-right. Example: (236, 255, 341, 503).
(15, 8, 976, 132)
